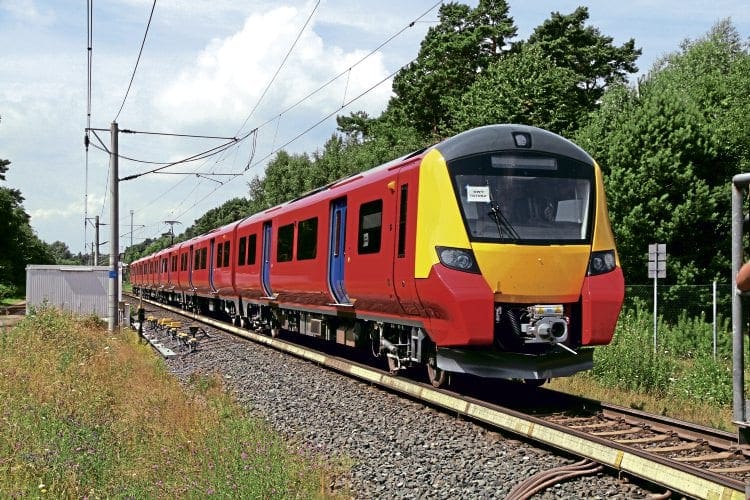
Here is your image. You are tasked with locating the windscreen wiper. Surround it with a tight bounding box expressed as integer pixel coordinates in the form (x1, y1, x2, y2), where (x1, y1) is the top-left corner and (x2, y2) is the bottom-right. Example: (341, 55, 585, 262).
(489, 200, 520, 240)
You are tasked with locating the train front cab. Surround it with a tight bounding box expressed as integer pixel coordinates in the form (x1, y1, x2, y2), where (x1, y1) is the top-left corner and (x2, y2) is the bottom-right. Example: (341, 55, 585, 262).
(414, 125, 625, 382)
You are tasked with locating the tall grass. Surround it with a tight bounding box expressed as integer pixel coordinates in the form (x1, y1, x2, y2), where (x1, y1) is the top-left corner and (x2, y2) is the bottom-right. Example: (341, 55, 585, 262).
(592, 305, 733, 404)
(0, 306, 339, 498)
(551, 303, 736, 429)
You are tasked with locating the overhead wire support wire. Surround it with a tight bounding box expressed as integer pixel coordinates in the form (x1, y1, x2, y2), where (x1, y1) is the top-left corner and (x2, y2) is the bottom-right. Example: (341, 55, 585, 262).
(113, 0, 157, 122)
(119, 136, 243, 181)
(164, 55, 419, 229)
(119, 129, 238, 141)
(87, 126, 244, 169)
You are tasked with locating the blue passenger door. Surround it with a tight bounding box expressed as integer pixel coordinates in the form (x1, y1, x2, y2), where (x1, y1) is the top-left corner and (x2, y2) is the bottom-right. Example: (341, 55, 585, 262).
(328, 198, 350, 304)
(208, 238, 217, 292)
(188, 245, 194, 290)
(261, 221, 273, 297)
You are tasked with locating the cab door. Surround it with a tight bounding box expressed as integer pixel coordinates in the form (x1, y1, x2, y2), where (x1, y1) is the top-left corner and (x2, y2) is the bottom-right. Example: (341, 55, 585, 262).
(392, 173, 424, 316)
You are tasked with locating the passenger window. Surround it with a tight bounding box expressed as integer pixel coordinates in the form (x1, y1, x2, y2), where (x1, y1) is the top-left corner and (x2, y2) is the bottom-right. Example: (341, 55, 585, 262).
(248, 234, 257, 265)
(200, 248, 207, 270)
(277, 224, 294, 262)
(223, 241, 230, 268)
(238, 237, 247, 266)
(358, 199, 383, 254)
(216, 242, 223, 268)
(297, 217, 318, 260)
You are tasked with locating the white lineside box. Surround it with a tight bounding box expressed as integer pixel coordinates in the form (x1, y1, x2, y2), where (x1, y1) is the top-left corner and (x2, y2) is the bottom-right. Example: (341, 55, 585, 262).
(25, 265, 122, 318)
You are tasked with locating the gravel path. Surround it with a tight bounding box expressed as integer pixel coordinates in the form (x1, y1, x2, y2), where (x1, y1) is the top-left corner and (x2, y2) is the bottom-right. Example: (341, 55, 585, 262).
(160, 324, 658, 499)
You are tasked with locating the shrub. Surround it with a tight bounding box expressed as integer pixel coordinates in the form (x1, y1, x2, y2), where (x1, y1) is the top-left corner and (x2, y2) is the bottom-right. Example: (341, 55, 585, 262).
(592, 308, 675, 394)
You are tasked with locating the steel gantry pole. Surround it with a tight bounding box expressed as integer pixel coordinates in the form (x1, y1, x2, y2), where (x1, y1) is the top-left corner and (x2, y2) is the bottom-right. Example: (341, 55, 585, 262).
(731, 172, 750, 444)
(108, 122, 120, 332)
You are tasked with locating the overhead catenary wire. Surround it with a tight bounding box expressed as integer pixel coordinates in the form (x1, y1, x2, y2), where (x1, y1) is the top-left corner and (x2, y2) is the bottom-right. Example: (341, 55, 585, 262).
(113, 0, 157, 122)
(117, 0, 438, 183)
(172, 0, 441, 184)
(118, 1, 444, 243)
(152, 56, 417, 241)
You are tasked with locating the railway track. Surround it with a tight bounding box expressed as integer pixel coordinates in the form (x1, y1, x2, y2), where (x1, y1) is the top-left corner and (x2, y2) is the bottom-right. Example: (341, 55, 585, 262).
(130, 295, 748, 499)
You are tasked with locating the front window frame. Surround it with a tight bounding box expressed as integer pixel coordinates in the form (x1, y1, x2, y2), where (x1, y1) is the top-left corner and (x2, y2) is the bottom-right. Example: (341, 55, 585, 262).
(448, 152, 595, 245)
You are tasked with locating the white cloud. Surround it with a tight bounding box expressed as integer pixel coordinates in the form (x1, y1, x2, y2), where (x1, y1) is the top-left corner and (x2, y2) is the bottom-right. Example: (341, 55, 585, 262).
(0, 0, 55, 25)
(155, 4, 393, 132)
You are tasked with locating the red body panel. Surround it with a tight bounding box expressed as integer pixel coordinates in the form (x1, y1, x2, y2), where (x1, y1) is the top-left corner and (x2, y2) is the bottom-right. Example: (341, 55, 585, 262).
(268, 201, 331, 307)
(581, 267, 625, 345)
(175, 241, 190, 293)
(415, 264, 494, 347)
(343, 176, 402, 315)
(212, 223, 239, 297)
(148, 254, 158, 288)
(190, 236, 212, 295)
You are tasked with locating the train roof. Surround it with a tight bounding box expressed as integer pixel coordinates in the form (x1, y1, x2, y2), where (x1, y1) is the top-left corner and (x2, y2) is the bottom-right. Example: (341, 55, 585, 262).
(431, 124, 594, 166)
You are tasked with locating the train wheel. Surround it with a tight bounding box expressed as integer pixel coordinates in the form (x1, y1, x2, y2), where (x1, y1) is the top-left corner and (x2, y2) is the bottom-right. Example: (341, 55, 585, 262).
(270, 326, 280, 338)
(426, 355, 447, 388)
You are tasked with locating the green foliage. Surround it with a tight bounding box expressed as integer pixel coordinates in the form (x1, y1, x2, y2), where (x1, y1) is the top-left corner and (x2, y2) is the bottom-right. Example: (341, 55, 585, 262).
(183, 197, 255, 239)
(0, 283, 18, 302)
(671, 356, 732, 405)
(526, 6, 640, 111)
(593, 308, 676, 394)
(594, 304, 733, 405)
(391, 0, 517, 135)
(576, 21, 750, 286)
(0, 307, 337, 497)
(448, 44, 580, 135)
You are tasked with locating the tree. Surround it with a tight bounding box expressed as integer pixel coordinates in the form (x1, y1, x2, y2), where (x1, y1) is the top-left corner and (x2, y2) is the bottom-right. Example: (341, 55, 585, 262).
(527, 7, 641, 113)
(0, 167, 55, 290)
(46, 240, 77, 264)
(447, 43, 580, 135)
(575, 20, 750, 288)
(391, 0, 517, 136)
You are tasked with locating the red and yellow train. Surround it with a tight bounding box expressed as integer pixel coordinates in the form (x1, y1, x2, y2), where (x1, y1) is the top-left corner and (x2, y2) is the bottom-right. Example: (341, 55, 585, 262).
(131, 124, 624, 387)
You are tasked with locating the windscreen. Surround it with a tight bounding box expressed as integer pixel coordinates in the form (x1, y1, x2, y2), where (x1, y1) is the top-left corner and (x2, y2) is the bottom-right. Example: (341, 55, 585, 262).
(449, 153, 594, 243)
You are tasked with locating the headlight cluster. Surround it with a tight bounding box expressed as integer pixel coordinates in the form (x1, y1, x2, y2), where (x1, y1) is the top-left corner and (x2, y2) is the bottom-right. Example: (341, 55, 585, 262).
(436, 246, 480, 274)
(588, 250, 617, 276)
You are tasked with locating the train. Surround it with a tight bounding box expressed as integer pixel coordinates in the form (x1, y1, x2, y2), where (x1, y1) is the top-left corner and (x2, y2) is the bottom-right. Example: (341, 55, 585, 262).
(131, 124, 625, 387)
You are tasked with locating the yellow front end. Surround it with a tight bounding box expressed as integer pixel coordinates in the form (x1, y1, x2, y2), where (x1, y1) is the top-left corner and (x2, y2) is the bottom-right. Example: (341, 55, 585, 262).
(473, 244, 589, 304)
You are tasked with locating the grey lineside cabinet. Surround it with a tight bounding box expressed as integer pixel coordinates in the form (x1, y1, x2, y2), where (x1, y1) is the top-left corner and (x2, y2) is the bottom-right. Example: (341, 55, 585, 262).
(25, 265, 120, 319)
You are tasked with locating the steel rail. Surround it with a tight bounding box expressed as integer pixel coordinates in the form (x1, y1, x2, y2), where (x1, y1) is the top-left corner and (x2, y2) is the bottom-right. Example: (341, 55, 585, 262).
(130, 295, 747, 499)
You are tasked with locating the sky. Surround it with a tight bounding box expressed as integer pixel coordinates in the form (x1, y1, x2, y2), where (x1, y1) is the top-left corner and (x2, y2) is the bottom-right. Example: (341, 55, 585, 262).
(0, 0, 748, 258)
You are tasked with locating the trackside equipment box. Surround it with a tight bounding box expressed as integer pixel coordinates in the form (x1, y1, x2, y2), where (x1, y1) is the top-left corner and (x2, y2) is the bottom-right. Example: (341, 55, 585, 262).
(25, 265, 116, 317)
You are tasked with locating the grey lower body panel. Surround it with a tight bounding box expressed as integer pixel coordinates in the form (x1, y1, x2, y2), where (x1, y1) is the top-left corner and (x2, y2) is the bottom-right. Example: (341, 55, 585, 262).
(436, 347, 594, 380)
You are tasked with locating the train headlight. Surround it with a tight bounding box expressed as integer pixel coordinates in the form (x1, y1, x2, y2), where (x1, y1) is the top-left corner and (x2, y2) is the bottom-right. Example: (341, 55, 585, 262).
(588, 250, 617, 276)
(436, 246, 480, 274)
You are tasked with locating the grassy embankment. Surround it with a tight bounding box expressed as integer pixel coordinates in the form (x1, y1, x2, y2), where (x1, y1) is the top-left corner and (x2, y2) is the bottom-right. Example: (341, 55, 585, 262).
(550, 306, 736, 431)
(0, 307, 342, 498)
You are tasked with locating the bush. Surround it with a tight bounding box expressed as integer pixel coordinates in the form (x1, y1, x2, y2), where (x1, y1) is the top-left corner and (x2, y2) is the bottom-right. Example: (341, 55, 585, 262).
(593, 308, 675, 394)
(0, 282, 18, 302)
(594, 303, 735, 406)
(669, 356, 732, 405)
